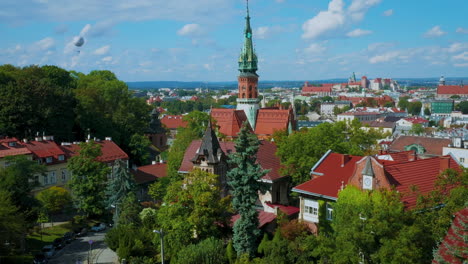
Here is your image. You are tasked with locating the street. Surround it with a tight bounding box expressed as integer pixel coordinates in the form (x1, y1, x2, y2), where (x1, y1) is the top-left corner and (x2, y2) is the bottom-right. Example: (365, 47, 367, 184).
(49, 230, 118, 264)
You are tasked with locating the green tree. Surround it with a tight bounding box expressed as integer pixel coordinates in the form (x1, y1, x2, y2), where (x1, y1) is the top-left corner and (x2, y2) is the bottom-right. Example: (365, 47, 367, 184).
(409, 123, 425, 135)
(407, 101, 422, 116)
(172, 237, 227, 264)
(129, 134, 152, 166)
(456, 101, 468, 114)
(227, 122, 268, 256)
(106, 159, 136, 225)
(0, 155, 45, 226)
(68, 140, 110, 217)
(156, 169, 231, 257)
(165, 127, 199, 180)
(118, 192, 142, 226)
(182, 111, 212, 138)
(36, 186, 72, 223)
(397, 96, 410, 110)
(424, 107, 431, 116)
(333, 105, 350, 115)
(0, 190, 26, 254)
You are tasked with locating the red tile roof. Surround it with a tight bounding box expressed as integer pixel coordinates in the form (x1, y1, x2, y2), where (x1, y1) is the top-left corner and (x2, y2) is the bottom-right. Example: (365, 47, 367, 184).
(179, 140, 283, 181)
(293, 152, 364, 199)
(254, 109, 291, 137)
(302, 86, 332, 93)
(437, 85, 468, 95)
(61, 140, 129, 163)
(132, 163, 167, 184)
(382, 156, 460, 208)
(403, 116, 429, 124)
(0, 138, 32, 158)
(265, 202, 300, 216)
(161, 115, 187, 129)
(389, 136, 451, 156)
(22, 140, 66, 164)
(432, 207, 468, 264)
(211, 108, 249, 138)
(231, 210, 276, 228)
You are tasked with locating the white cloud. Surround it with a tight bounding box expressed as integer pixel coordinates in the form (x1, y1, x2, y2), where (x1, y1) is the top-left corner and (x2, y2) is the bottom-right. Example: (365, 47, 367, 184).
(254, 26, 286, 39)
(369, 51, 400, 64)
(453, 51, 468, 61)
(447, 42, 468, 53)
(102, 56, 113, 62)
(367, 42, 396, 52)
(177, 23, 204, 37)
(35, 37, 55, 50)
(93, 45, 110, 55)
(424, 26, 446, 38)
(302, 0, 381, 39)
(456, 27, 468, 34)
(347, 28, 372, 37)
(80, 24, 91, 36)
(383, 9, 393, 16)
(304, 43, 327, 54)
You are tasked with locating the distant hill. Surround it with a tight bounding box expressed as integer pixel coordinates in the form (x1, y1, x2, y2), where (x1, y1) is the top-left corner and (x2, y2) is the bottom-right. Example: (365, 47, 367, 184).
(126, 77, 468, 90)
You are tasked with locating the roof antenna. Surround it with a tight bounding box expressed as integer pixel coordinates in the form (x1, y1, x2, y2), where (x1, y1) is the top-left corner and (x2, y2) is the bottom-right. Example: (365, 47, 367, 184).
(246, 0, 250, 17)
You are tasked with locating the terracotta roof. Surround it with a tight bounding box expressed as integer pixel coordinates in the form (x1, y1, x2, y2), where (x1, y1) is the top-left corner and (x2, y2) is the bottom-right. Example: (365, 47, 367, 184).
(403, 116, 429, 124)
(383, 156, 461, 208)
(133, 163, 167, 185)
(61, 140, 129, 163)
(388, 136, 451, 156)
(302, 86, 332, 93)
(161, 115, 187, 129)
(211, 108, 249, 138)
(179, 140, 283, 181)
(254, 109, 291, 136)
(293, 152, 364, 199)
(0, 138, 32, 158)
(22, 140, 66, 164)
(265, 202, 300, 216)
(231, 210, 276, 228)
(362, 120, 395, 128)
(432, 207, 468, 264)
(437, 85, 468, 95)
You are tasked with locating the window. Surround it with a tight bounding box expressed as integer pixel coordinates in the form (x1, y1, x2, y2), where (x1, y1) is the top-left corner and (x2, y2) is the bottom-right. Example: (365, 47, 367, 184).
(303, 199, 319, 223)
(58, 155, 65, 161)
(326, 203, 333, 220)
(43, 174, 49, 185)
(460, 158, 465, 163)
(46, 157, 53, 163)
(61, 169, 67, 182)
(50, 171, 56, 184)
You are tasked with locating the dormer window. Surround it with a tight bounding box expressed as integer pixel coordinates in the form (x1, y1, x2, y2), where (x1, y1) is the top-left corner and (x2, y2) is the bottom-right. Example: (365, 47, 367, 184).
(8, 142, 16, 147)
(46, 157, 53, 163)
(58, 155, 65, 161)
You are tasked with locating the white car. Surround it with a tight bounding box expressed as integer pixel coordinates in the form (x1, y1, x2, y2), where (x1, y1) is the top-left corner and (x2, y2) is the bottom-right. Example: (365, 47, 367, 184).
(42, 245, 56, 258)
(90, 223, 106, 232)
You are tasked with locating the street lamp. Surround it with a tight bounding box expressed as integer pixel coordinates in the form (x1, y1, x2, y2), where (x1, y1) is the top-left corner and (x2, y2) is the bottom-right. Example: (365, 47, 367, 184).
(153, 229, 164, 264)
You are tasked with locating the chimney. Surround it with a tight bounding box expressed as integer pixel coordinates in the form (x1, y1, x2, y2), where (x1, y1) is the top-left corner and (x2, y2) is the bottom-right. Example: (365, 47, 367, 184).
(152, 160, 157, 165)
(105, 137, 112, 141)
(23, 138, 28, 143)
(35, 136, 42, 141)
(440, 156, 450, 172)
(341, 154, 350, 167)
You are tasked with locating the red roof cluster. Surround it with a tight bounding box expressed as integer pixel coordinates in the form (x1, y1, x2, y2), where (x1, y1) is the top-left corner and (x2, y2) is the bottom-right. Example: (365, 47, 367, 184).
(22, 139, 66, 164)
(132, 163, 168, 184)
(437, 85, 468, 95)
(389, 136, 450, 156)
(211, 108, 249, 138)
(403, 116, 429, 124)
(161, 115, 188, 129)
(61, 139, 129, 163)
(0, 138, 32, 158)
(179, 140, 283, 182)
(255, 109, 293, 138)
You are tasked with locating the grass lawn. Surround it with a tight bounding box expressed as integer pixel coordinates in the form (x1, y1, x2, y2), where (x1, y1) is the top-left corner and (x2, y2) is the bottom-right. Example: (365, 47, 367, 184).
(26, 222, 75, 254)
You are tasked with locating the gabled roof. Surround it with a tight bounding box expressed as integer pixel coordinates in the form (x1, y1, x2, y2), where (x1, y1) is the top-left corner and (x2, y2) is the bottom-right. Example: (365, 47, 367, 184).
(179, 140, 283, 181)
(132, 163, 167, 185)
(191, 123, 224, 164)
(389, 136, 451, 156)
(0, 138, 32, 158)
(211, 108, 249, 138)
(293, 152, 364, 199)
(23, 140, 66, 162)
(265, 202, 300, 216)
(231, 210, 276, 228)
(254, 109, 291, 136)
(161, 115, 187, 129)
(403, 116, 429, 124)
(61, 139, 129, 163)
(437, 85, 468, 95)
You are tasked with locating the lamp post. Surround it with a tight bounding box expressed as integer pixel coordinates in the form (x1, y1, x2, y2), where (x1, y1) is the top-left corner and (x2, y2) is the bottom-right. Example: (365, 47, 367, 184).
(153, 229, 164, 264)
(88, 240, 93, 264)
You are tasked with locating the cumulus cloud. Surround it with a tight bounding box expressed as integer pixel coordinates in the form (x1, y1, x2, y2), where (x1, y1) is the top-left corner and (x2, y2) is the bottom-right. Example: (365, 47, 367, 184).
(367, 42, 396, 52)
(383, 9, 393, 16)
(369, 51, 400, 64)
(302, 0, 381, 39)
(102, 56, 113, 62)
(304, 43, 327, 54)
(35, 37, 55, 50)
(347, 28, 372, 37)
(254, 26, 286, 39)
(177, 23, 204, 37)
(456, 27, 468, 34)
(447, 42, 468, 53)
(424, 26, 446, 38)
(93, 45, 110, 55)
(80, 24, 91, 36)
(453, 51, 468, 61)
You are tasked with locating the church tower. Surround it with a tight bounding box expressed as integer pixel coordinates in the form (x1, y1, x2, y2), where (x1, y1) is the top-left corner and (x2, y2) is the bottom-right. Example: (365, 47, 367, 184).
(236, 0, 260, 129)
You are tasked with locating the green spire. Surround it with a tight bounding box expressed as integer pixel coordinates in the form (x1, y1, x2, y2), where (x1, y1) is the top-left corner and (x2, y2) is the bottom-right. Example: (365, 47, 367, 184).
(238, 0, 258, 76)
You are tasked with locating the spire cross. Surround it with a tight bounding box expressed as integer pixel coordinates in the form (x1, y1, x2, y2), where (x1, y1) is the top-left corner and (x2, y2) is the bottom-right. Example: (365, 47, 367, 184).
(246, 0, 250, 17)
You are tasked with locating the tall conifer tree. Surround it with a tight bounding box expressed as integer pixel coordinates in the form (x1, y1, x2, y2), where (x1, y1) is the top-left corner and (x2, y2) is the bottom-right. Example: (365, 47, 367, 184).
(227, 122, 268, 256)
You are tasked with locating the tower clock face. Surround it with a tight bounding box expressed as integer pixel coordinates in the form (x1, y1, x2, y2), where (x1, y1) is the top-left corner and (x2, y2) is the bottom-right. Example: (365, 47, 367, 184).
(363, 175, 372, 189)
(246, 32, 252, 39)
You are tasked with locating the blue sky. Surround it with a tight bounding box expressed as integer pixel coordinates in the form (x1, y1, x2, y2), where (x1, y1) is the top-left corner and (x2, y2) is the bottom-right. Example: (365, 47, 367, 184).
(1, 0, 468, 82)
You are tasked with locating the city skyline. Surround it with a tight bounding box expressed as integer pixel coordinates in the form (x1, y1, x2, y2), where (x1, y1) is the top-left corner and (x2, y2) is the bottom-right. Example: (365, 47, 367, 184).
(1, 0, 468, 82)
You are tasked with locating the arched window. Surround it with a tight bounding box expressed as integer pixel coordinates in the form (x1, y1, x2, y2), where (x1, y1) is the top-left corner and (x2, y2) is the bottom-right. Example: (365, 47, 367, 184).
(242, 93, 246, 98)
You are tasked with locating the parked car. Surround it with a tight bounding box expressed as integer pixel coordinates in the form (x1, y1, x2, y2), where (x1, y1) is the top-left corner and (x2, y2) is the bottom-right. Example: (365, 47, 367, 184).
(91, 223, 106, 232)
(52, 238, 65, 249)
(41, 245, 55, 258)
(63, 232, 76, 243)
(75, 227, 88, 237)
(33, 253, 48, 264)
